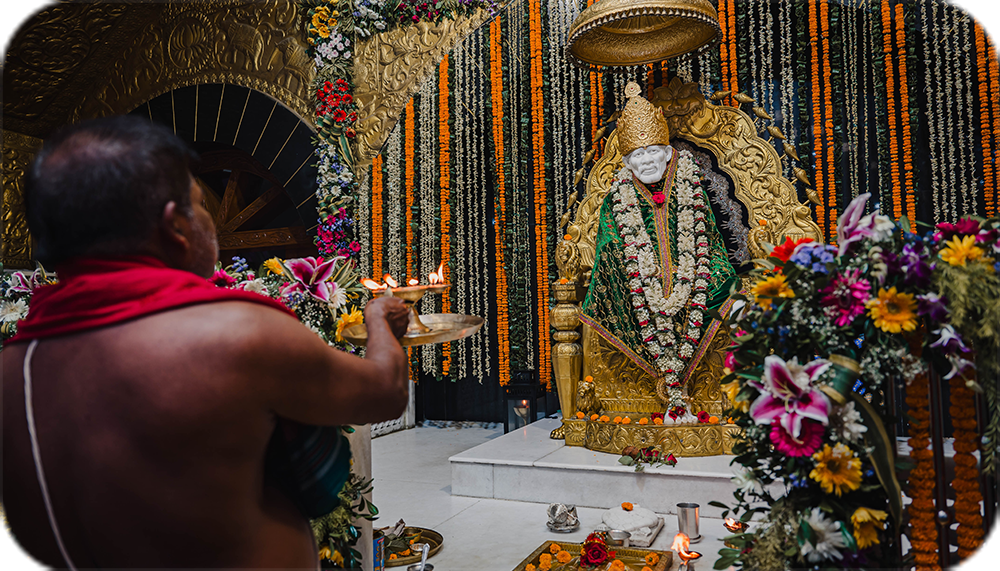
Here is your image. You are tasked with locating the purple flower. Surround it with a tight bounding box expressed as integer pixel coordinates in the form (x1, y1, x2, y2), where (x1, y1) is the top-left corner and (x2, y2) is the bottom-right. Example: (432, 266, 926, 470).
(819, 268, 871, 326)
(898, 242, 933, 287)
(749, 356, 832, 439)
(916, 292, 949, 322)
(944, 355, 976, 380)
(789, 242, 836, 273)
(930, 325, 970, 355)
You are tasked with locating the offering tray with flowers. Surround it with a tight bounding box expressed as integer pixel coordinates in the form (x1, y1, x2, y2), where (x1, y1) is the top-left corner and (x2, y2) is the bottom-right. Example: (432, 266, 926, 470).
(511, 535, 671, 571)
(383, 526, 443, 567)
(346, 268, 484, 347)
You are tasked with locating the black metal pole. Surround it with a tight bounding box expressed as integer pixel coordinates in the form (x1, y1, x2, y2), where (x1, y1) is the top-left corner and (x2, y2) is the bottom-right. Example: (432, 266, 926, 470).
(884, 376, 904, 565)
(928, 369, 952, 568)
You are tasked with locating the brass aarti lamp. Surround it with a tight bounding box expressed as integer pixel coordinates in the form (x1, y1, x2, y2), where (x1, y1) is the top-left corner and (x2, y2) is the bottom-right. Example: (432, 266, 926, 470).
(345, 263, 483, 347)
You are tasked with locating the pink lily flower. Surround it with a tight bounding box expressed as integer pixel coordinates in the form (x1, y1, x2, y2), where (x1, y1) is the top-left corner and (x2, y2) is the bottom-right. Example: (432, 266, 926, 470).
(835, 193, 895, 257)
(749, 356, 832, 439)
(279, 256, 345, 303)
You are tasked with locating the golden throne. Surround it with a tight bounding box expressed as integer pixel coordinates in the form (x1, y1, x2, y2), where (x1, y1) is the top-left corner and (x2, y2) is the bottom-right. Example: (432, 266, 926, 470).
(550, 78, 823, 456)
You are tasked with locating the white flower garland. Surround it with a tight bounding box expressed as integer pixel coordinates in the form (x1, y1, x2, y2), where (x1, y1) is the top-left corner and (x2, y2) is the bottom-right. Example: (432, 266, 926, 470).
(609, 150, 711, 417)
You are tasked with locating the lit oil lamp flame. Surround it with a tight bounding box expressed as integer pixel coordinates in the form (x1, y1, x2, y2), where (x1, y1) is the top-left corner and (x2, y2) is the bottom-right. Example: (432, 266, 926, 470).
(408, 278, 420, 286)
(433, 261, 445, 283)
(672, 533, 702, 564)
(723, 517, 748, 533)
(384, 274, 398, 288)
(361, 278, 386, 291)
(429, 272, 439, 284)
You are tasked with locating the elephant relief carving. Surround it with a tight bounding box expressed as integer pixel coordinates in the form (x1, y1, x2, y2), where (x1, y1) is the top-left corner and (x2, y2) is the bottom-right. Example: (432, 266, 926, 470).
(223, 19, 266, 71)
(269, 36, 316, 92)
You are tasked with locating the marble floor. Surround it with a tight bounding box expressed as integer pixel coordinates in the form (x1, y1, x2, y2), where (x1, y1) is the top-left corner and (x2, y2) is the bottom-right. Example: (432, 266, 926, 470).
(372, 421, 735, 571)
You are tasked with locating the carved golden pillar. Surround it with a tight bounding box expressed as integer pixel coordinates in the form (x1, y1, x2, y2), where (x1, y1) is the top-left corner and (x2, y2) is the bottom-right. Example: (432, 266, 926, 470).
(2, 131, 42, 269)
(550, 280, 584, 439)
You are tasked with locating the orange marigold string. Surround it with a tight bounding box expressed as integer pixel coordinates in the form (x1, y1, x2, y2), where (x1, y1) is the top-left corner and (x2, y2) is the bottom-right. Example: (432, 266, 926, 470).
(896, 4, 916, 230)
(529, 0, 552, 388)
(490, 17, 511, 387)
(404, 98, 415, 280)
(949, 371, 985, 558)
(882, 1, 903, 221)
(371, 154, 384, 280)
(905, 371, 940, 570)
(719, 0, 730, 103)
(438, 56, 452, 375)
(728, 0, 738, 106)
(810, 0, 826, 238)
(976, 24, 995, 218)
(980, 0, 1000, 216)
(821, 0, 837, 239)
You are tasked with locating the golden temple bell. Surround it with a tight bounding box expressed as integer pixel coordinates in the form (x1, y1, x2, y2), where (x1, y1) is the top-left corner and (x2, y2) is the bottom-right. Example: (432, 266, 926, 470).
(567, 0, 721, 68)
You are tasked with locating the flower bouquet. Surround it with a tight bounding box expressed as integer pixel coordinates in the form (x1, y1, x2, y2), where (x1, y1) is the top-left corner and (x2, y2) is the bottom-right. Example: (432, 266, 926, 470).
(712, 193, 999, 569)
(214, 254, 365, 349)
(0, 265, 55, 344)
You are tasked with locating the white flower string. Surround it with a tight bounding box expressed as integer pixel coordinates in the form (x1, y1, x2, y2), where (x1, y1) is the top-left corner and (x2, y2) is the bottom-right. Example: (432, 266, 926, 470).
(472, 31, 490, 381)
(698, 51, 713, 96)
(609, 150, 711, 417)
(418, 76, 439, 373)
(922, 0, 945, 223)
(859, 0, 873, 197)
(844, 0, 860, 198)
(779, 0, 797, 179)
(944, 3, 959, 221)
(452, 41, 468, 376)
(959, 10, 976, 217)
(677, 57, 693, 84)
(385, 125, 404, 277)
(761, 0, 774, 123)
(356, 169, 372, 281)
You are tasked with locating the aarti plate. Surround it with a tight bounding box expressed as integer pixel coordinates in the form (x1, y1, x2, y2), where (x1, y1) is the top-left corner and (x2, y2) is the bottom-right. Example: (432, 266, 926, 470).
(343, 313, 484, 347)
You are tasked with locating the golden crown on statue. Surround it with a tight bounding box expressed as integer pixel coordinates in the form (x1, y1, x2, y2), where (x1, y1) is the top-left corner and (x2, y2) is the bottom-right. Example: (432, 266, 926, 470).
(617, 82, 672, 156)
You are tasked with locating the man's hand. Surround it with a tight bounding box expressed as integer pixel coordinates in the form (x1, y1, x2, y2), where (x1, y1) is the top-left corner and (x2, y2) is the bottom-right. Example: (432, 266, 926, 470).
(365, 296, 410, 339)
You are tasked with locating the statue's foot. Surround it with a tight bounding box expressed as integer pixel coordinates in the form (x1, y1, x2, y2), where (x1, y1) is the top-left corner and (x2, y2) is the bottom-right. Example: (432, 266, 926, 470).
(550, 425, 566, 440)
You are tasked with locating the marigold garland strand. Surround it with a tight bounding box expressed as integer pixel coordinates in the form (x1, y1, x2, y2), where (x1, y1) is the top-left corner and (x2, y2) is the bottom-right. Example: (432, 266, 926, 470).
(989, 28, 1000, 218)
(949, 371, 985, 558)
(490, 17, 512, 387)
(529, 0, 551, 387)
(882, 0, 903, 221)
(896, 3, 916, 230)
(905, 371, 940, 571)
(438, 56, 452, 376)
(976, 24, 996, 218)
(810, 0, 826, 238)
(720, 0, 730, 104)
(821, 0, 836, 238)
(404, 99, 416, 280)
(371, 154, 384, 280)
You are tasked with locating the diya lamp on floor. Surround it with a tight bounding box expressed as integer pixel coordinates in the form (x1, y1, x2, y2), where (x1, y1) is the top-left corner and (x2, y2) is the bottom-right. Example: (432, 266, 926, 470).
(350, 262, 483, 347)
(672, 533, 702, 571)
(723, 517, 749, 548)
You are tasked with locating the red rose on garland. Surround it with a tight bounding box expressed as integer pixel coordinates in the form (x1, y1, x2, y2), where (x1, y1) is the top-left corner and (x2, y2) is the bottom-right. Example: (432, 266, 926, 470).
(579, 533, 615, 568)
(697, 410, 710, 423)
(651, 191, 666, 206)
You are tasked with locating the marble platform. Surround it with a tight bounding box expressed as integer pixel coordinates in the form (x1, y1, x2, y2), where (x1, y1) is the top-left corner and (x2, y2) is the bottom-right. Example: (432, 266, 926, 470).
(450, 417, 746, 518)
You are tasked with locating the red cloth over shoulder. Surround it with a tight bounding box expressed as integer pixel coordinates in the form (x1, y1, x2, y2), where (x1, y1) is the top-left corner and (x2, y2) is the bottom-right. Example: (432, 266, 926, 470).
(7, 255, 294, 344)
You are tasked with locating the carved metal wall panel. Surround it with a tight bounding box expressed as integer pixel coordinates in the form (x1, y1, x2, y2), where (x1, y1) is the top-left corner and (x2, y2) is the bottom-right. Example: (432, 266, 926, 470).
(1, 132, 42, 268)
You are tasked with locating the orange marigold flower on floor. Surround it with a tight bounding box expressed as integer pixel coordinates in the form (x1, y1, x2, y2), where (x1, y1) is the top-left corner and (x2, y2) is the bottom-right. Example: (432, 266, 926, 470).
(622, 502, 634, 511)
(638, 417, 649, 425)
(622, 417, 632, 424)
(526, 565, 536, 571)
(613, 416, 622, 424)
(389, 554, 398, 561)
(576, 411, 586, 419)
(865, 287, 918, 334)
(645, 552, 660, 565)
(600, 415, 611, 423)
(810, 443, 863, 496)
(609, 560, 626, 571)
(653, 417, 663, 425)
(556, 550, 572, 564)
(709, 416, 719, 424)
(538, 563, 551, 571)
(549, 543, 561, 554)
(752, 274, 795, 309)
(940, 235, 985, 266)
(401, 549, 410, 556)
(591, 414, 599, 421)
(539, 553, 553, 564)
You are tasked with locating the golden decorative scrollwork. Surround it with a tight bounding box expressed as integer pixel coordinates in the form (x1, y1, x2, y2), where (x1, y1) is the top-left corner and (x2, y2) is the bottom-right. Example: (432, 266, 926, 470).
(352, 10, 489, 167)
(2, 132, 43, 269)
(580, 419, 738, 457)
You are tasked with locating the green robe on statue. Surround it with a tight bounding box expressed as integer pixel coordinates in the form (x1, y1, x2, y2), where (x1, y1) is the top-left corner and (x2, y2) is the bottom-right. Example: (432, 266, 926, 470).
(580, 161, 739, 381)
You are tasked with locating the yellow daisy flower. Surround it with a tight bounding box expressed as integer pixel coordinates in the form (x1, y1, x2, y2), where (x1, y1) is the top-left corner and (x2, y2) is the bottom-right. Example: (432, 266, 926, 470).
(311, 12, 325, 28)
(264, 257, 285, 275)
(316, 23, 331, 38)
(865, 286, 918, 334)
(720, 380, 749, 412)
(335, 306, 364, 342)
(851, 507, 888, 549)
(318, 546, 332, 560)
(939, 234, 985, 267)
(810, 443, 863, 497)
(751, 274, 795, 309)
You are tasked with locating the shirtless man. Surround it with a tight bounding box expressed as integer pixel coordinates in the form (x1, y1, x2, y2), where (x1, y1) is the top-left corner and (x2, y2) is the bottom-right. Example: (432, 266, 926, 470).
(1, 116, 410, 568)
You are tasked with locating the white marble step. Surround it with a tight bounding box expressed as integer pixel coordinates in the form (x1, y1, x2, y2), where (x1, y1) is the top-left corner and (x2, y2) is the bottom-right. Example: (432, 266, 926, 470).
(450, 418, 745, 518)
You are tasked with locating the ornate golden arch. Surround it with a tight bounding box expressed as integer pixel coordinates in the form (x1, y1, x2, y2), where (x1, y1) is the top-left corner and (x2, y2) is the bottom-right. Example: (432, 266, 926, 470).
(551, 78, 822, 455)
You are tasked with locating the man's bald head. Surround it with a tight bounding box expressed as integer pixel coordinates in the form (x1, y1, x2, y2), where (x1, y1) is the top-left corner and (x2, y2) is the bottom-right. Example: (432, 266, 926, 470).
(26, 116, 199, 267)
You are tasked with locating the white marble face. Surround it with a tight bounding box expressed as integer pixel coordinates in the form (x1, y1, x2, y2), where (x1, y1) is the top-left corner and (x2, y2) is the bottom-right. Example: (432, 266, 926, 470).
(623, 144, 673, 185)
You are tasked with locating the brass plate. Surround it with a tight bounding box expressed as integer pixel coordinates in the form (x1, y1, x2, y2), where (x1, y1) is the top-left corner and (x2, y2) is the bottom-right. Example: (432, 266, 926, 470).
(343, 313, 484, 347)
(386, 527, 443, 568)
(512, 540, 672, 571)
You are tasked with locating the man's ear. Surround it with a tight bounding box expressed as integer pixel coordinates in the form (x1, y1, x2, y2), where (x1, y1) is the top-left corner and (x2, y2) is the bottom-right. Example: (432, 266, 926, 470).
(160, 201, 190, 249)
